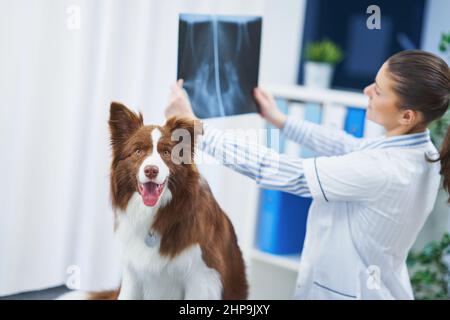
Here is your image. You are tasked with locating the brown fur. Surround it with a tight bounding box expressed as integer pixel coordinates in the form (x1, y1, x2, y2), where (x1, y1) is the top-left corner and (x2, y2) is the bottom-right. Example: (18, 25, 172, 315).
(87, 289, 120, 300)
(107, 102, 248, 299)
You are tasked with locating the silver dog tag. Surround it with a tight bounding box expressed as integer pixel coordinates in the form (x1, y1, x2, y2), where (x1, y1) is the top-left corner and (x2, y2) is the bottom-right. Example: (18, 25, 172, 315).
(145, 231, 158, 248)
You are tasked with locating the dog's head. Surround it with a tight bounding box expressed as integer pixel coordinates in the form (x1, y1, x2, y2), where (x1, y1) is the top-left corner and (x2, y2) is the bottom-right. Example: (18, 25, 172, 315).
(108, 102, 202, 210)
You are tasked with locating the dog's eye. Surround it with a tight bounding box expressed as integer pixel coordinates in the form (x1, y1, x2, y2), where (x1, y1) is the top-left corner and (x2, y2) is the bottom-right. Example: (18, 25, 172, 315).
(135, 149, 142, 156)
(163, 150, 170, 158)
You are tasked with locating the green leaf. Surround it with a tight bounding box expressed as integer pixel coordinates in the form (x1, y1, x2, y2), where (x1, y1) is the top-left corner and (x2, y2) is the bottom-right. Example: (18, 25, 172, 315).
(408, 231, 450, 299)
(305, 39, 344, 64)
(438, 32, 450, 55)
(429, 110, 450, 148)
(442, 233, 450, 245)
(445, 33, 450, 43)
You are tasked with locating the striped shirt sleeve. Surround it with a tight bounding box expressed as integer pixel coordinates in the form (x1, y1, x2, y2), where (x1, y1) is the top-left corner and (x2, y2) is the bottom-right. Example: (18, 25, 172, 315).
(282, 116, 365, 156)
(199, 123, 311, 197)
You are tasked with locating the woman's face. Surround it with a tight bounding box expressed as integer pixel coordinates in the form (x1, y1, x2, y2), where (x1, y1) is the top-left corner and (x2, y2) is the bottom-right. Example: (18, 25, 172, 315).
(364, 63, 405, 132)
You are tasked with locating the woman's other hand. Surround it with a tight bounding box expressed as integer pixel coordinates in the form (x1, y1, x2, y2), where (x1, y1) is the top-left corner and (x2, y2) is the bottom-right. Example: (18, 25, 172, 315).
(253, 87, 286, 129)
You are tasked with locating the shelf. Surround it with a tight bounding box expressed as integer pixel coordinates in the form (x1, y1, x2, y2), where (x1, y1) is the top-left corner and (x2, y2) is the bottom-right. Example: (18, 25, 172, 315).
(267, 84, 368, 108)
(250, 249, 301, 273)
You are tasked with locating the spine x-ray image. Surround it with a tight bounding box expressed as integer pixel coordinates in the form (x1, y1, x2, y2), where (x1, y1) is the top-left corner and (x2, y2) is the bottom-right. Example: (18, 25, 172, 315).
(177, 14, 262, 119)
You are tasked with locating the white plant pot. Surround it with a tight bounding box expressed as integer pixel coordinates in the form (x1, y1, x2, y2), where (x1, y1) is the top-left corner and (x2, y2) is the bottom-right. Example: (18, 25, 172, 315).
(304, 61, 335, 89)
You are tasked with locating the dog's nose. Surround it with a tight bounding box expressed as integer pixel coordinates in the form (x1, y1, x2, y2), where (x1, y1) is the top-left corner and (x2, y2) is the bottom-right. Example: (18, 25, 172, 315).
(144, 165, 159, 179)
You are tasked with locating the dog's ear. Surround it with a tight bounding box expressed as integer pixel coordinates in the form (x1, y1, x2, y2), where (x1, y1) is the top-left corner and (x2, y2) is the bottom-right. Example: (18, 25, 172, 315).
(165, 116, 203, 141)
(109, 102, 143, 152)
(164, 117, 203, 161)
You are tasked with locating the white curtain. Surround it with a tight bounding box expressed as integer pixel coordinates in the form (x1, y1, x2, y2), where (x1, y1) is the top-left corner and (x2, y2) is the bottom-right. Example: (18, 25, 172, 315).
(0, 0, 303, 296)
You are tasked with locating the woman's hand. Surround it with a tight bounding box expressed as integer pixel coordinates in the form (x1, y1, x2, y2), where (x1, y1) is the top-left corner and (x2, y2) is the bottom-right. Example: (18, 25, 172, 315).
(253, 87, 286, 129)
(165, 79, 197, 120)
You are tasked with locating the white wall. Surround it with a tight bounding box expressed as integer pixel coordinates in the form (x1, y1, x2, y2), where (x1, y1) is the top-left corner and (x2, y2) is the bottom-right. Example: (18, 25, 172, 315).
(0, 0, 306, 295)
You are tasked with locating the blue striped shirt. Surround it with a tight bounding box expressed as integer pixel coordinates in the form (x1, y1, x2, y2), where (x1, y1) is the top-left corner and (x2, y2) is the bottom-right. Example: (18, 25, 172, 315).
(282, 117, 364, 155)
(198, 117, 433, 200)
(199, 122, 311, 197)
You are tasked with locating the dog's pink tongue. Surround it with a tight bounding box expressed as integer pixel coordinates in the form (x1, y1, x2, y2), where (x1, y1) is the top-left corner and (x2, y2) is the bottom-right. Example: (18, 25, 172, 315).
(141, 183, 159, 206)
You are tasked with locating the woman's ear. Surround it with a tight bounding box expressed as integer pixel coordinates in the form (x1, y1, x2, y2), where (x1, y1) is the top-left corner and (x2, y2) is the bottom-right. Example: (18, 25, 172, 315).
(109, 102, 144, 153)
(399, 109, 420, 127)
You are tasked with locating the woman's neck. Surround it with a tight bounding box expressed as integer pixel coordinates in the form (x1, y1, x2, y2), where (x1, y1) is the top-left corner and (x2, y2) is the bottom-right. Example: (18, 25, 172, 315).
(385, 125, 427, 137)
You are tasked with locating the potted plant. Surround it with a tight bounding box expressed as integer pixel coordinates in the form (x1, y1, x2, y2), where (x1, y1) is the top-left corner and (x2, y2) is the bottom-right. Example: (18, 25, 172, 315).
(438, 31, 450, 60)
(407, 233, 450, 299)
(303, 39, 344, 89)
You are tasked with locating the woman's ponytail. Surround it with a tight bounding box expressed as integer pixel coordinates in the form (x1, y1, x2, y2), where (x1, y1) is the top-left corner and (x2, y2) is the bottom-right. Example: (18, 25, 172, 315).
(438, 124, 450, 202)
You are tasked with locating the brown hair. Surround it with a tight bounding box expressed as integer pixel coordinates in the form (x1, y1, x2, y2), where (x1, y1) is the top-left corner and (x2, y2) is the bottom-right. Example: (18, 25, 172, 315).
(387, 50, 450, 201)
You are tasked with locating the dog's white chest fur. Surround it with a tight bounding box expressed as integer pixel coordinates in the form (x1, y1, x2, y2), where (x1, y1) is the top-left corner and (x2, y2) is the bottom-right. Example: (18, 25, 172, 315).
(116, 193, 222, 299)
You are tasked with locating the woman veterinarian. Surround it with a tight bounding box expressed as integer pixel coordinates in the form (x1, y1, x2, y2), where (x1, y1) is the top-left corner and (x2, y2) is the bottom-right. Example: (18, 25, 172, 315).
(165, 50, 450, 300)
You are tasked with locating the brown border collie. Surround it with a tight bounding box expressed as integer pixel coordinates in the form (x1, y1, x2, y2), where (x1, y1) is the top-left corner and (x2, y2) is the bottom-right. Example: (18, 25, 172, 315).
(61, 102, 248, 300)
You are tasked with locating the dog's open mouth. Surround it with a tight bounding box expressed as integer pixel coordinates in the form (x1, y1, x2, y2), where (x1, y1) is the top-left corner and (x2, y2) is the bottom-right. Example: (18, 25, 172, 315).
(138, 180, 166, 207)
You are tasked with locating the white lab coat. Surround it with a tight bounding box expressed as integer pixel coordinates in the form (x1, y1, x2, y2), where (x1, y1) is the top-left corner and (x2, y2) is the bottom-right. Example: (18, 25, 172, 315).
(292, 125, 441, 300)
(200, 118, 441, 300)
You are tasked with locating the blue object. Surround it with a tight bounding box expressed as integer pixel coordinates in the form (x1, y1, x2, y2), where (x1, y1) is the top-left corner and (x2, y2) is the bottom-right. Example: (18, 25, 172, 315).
(344, 107, 366, 138)
(257, 189, 311, 254)
(266, 98, 289, 152)
(301, 102, 323, 158)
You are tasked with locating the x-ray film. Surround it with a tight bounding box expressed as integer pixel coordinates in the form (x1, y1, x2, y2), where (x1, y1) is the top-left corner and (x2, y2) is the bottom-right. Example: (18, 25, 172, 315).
(177, 14, 262, 119)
